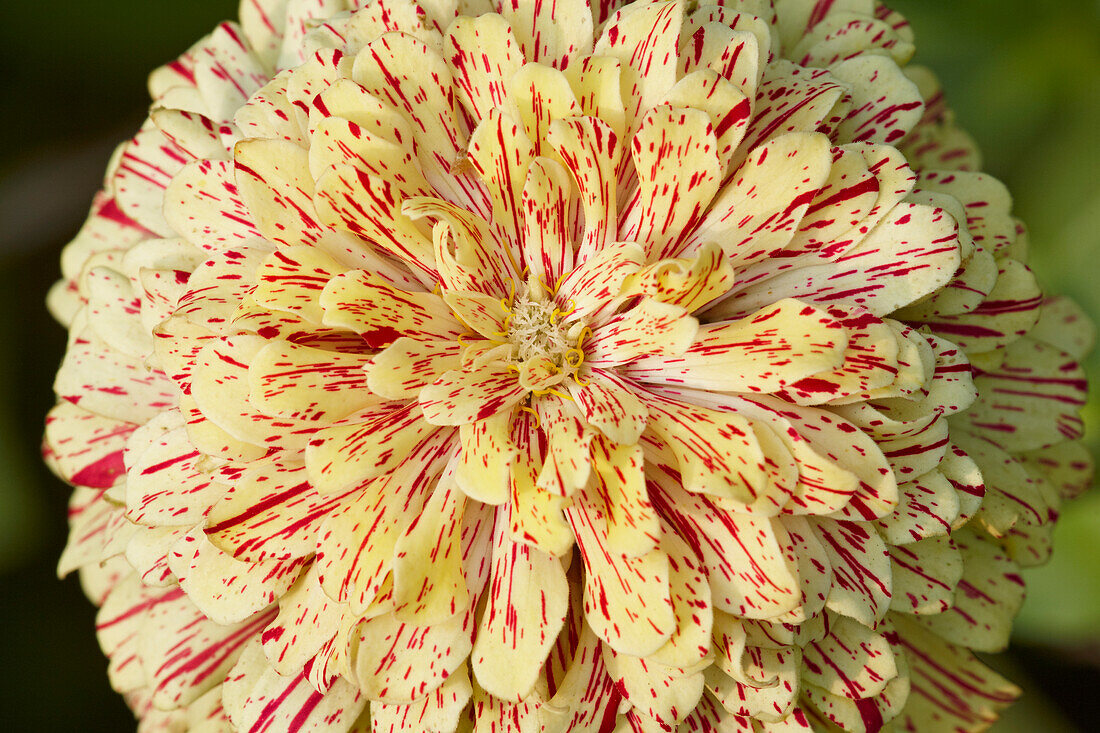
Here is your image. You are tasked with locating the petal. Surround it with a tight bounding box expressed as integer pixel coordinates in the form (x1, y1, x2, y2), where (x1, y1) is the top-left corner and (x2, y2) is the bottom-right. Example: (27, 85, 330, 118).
(832, 54, 923, 146)
(956, 336, 1086, 452)
(471, 509, 569, 700)
(649, 475, 801, 619)
(719, 201, 961, 318)
(892, 615, 1019, 731)
(587, 298, 699, 367)
(592, 438, 659, 556)
(248, 339, 379, 422)
(593, 0, 683, 126)
(917, 530, 1025, 652)
(627, 298, 847, 393)
(392, 467, 474, 624)
(351, 33, 465, 187)
(568, 368, 649, 445)
(100, 579, 272, 710)
(802, 616, 899, 701)
(368, 337, 463, 400)
(546, 115, 622, 260)
(225, 642, 367, 733)
(306, 402, 440, 493)
(623, 241, 735, 314)
(54, 330, 177, 424)
(404, 195, 517, 297)
(169, 527, 306, 625)
(455, 410, 518, 505)
(556, 241, 644, 325)
(234, 138, 326, 247)
(810, 517, 892, 626)
(565, 493, 675, 655)
(534, 395, 595, 496)
(205, 462, 356, 562)
(354, 607, 477, 703)
(644, 393, 770, 507)
(419, 365, 528, 426)
(443, 14, 524, 121)
(314, 433, 453, 612)
(113, 126, 191, 237)
(499, 0, 595, 68)
(522, 156, 577, 286)
(687, 132, 832, 266)
(467, 106, 535, 246)
(250, 245, 348, 323)
(191, 335, 321, 452)
(314, 164, 437, 283)
(740, 61, 845, 154)
(319, 269, 462, 344)
(370, 665, 472, 733)
(620, 106, 721, 260)
(507, 63, 582, 157)
(649, 524, 714, 669)
(125, 424, 221, 527)
(666, 69, 752, 180)
(509, 435, 575, 557)
(44, 401, 135, 489)
(605, 651, 705, 729)
(888, 535, 963, 616)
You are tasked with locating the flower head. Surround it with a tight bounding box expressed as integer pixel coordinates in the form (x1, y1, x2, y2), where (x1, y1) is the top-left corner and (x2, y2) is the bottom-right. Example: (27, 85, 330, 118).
(46, 0, 1091, 731)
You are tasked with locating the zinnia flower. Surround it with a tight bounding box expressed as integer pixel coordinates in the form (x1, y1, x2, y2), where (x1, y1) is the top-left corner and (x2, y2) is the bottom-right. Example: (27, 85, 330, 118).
(45, 0, 1092, 730)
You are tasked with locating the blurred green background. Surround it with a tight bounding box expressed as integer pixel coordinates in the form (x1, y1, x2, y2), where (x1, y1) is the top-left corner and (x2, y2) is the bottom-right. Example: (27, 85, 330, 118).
(0, 1, 1095, 729)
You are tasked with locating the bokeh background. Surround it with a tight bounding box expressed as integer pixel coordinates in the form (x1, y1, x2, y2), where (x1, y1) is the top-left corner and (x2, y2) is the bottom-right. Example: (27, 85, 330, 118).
(0, 0, 1096, 729)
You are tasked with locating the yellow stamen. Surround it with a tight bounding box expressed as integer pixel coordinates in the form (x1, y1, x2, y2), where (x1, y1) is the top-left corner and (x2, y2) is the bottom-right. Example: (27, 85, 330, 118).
(519, 405, 542, 429)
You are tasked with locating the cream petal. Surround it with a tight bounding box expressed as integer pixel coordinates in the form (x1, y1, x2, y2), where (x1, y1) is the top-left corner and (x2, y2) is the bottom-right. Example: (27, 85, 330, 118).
(810, 517, 892, 626)
(627, 298, 846, 394)
(593, 0, 683, 128)
(546, 115, 622, 260)
(169, 526, 306, 625)
(352, 33, 465, 179)
(888, 535, 963, 616)
(565, 492, 675, 656)
(319, 268, 462, 345)
(831, 54, 923, 146)
(500, 0, 594, 68)
(621, 106, 721, 260)
(568, 368, 649, 445)
(507, 63, 581, 157)
(248, 339, 378, 422)
(392, 467, 483, 625)
(718, 201, 961, 318)
(467, 106, 536, 248)
(688, 132, 833, 266)
(205, 462, 356, 563)
(650, 474, 801, 619)
(369, 337, 463, 400)
(666, 69, 752, 180)
(892, 615, 1019, 731)
(955, 336, 1086, 452)
(521, 156, 577, 286)
(314, 164, 437, 283)
(587, 298, 698, 367)
(471, 510, 569, 700)
(306, 402, 441, 493)
(370, 665, 472, 733)
(419, 365, 528, 426)
(226, 641, 367, 732)
(444, 14, 524, 122)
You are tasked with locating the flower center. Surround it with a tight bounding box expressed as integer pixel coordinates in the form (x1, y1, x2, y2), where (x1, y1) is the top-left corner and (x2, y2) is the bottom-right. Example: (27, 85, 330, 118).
(508, 294, 572, 363)
(504, 288, 585, 392)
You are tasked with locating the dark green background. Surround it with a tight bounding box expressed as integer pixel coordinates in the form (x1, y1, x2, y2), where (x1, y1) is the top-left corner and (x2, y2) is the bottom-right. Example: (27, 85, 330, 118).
(0, 1, 1095, 729)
